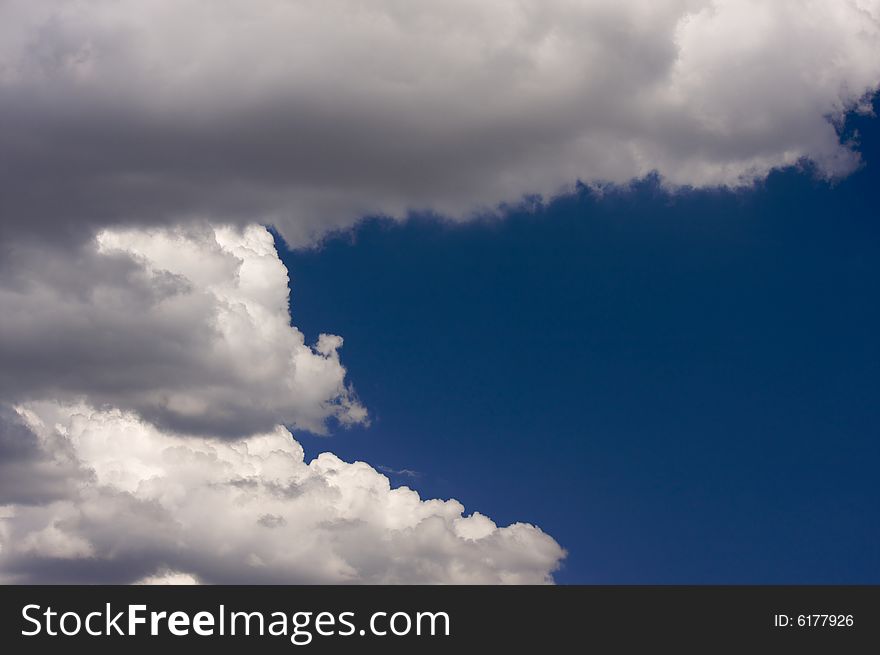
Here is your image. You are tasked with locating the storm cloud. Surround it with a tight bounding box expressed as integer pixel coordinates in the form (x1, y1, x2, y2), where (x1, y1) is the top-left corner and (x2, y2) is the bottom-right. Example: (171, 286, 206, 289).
(1, 0, 879, 247)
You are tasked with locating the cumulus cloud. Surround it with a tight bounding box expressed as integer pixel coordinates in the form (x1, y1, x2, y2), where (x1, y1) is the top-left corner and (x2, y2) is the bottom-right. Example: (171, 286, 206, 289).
(0, 219, 564, 582)
(0, 403, 565, 584)
(0, 0, 879, 246)
(0, 223, 366, 438)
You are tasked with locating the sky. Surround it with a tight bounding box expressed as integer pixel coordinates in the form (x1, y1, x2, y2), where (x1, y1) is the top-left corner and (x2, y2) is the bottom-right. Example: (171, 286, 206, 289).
(284, 98, 880, 583)
(0, 0, 879, 584)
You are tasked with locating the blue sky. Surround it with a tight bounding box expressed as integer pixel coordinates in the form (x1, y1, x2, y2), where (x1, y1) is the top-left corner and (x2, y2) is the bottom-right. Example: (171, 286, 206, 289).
(283, 99, 880, 584)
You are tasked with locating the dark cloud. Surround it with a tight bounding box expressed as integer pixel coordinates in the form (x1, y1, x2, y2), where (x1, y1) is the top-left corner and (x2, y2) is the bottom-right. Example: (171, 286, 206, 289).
(0, 225, 365, 438)
(0, 405, 87, 506)
(0, 1, 878, 248)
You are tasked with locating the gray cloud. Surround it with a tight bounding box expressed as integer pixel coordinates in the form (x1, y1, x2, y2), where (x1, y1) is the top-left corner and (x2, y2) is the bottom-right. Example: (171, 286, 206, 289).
(1, 1, 879, 248)
(0, 223, 366, 438)
(0, 405, 89, 506)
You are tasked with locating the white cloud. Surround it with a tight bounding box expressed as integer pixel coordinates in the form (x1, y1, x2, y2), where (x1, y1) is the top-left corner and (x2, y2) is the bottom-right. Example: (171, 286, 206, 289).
(0, 1, 878, 245)
(135, 570, 200, 585)
(0, 223, 366, 438)
(0, 221, 565, 583)
(0, 403, 565, 584)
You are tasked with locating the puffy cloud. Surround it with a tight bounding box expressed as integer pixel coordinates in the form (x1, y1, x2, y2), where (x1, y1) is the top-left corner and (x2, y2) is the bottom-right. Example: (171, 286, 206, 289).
(0, 403, 565, 584)
(0, 218, 564, 583)
(1, 1, 879, 246)
(0, 223, 365, 438)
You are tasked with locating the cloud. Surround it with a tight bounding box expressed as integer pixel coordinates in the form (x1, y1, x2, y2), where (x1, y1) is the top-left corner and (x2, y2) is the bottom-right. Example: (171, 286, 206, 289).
(0, 223, 366, 438)
(1, 0, 879, 247)
(0, 219, 564, 583)
(377, 465, 422, 479)
(135, 570, 200, 585)
(2, 0, 878, 585)
(0, 406, 88, 506)
(0, 403, 565, 584)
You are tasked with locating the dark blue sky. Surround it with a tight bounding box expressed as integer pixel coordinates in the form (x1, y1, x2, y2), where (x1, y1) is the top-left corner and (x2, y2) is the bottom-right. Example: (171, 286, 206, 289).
(278, 101, 880, 584)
